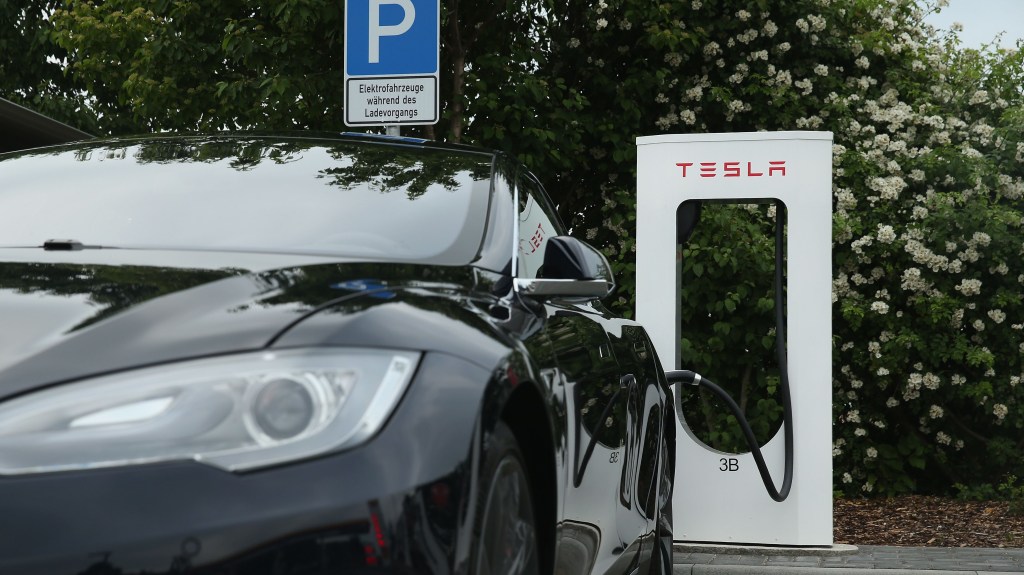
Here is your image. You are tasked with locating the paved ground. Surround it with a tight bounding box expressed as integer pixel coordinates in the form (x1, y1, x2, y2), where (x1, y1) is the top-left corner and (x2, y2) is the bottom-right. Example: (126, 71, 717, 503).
(673, 544, 1024, 574)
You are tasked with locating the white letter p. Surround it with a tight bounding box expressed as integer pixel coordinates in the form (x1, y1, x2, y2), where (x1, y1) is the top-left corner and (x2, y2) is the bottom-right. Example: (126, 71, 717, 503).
(369, 0, 415, 64)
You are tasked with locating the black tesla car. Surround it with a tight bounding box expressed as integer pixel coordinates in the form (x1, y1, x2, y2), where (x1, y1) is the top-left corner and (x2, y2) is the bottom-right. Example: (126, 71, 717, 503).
(0, 133, 674, 575)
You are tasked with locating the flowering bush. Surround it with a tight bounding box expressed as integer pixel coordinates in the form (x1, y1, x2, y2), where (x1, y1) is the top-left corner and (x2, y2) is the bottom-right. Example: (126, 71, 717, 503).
(486, 0, 1024, 495)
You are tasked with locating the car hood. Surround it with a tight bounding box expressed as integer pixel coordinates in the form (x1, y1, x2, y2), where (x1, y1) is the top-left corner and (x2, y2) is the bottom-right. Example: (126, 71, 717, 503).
(0, 249, 484, 399)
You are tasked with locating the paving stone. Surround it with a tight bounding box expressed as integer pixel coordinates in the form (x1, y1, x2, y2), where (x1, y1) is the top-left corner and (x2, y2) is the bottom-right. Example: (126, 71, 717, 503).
(673, 544, 1024, 574)
(711, 555, 768, 565)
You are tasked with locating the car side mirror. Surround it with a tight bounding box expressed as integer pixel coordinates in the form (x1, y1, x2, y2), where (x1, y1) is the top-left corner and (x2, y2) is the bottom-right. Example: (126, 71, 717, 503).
(513, 236, 616, 299)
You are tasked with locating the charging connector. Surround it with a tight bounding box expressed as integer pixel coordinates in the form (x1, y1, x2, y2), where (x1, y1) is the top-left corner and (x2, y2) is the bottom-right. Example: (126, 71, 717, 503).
(666, 369, 793, 502)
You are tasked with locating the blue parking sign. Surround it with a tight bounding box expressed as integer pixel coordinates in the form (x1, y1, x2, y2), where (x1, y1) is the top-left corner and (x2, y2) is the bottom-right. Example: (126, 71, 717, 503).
(344, 0, 439, 126)
(346, 0, 439, 76)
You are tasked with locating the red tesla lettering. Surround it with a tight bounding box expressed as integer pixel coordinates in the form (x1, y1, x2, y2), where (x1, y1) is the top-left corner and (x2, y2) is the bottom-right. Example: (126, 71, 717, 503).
(529, 223, 545, 253)
(675, 160, 787, 177)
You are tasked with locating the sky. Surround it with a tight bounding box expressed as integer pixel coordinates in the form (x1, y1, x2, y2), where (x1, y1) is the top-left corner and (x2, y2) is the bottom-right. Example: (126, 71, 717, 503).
(922, 0, 1024, 49)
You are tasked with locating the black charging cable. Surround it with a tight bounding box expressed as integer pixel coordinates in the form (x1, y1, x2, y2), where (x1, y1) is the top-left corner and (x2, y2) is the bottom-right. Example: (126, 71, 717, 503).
(668, 203, 794, 502)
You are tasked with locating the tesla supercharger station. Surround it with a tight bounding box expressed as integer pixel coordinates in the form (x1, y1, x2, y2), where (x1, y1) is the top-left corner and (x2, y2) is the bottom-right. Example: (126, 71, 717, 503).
(636, 132, 833, 546)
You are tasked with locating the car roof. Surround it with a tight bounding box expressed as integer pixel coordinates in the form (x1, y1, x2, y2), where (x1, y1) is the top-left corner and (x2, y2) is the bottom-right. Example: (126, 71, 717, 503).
(0, 130, 502, 161)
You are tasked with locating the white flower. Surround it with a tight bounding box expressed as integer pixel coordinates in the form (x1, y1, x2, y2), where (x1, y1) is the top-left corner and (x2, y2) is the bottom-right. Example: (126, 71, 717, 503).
(868, 176, 907, 200)
(955, 278, 982, 296)
(568, 37, 581, 48)
(988, 309, 1006, 324)
(886, 397, 899, 408)
(876, 224, 896, 244)
(842, 472, 853, 483)
(973, 319, 985, 332)
(951, 374, 966, 386)
(862, 482, 873, 492)
(866, 447, 878, 459)
(796, 18, 810, 33)
(703, 41, 721, 57)
(814, 64, 829, 76)
(855, 56, 870, 69)
(959, 248, 980, 263)
(969, 90, 989, 105)
(936, 432, 951, 445)
(877, 367, 890, 376)
(596, 18, 608, 30)
(871, 301, 889, 314)
(993, 404, 1008, 420)
(855, 428, 867, 436)
(736, 9, 751, 21)
(847, 410, 861, 423)
(929, 405, 944, 419)
(901, 268, 930, 292)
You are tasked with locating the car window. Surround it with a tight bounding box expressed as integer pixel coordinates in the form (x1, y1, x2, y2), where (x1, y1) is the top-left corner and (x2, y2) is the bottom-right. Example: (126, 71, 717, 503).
(0, 138, 493, 265)
(516, 174, 565, 279)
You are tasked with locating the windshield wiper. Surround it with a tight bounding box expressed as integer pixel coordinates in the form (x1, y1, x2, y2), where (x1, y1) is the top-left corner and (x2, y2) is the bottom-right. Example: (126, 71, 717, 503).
(41, 239, 115, 251)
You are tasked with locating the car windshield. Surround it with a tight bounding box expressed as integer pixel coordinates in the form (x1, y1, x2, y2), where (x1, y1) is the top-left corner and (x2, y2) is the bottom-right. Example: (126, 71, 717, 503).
(0, 137, 494, 263)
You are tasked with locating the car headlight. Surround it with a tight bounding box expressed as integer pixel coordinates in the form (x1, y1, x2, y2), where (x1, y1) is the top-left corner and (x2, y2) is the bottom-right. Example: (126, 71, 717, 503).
(0, 348, 420, 475)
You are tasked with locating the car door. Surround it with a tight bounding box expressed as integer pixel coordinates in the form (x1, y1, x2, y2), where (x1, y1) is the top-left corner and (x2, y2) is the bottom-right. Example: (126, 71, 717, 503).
(514, 173, 649, 574)
(608, 321, 666, 573)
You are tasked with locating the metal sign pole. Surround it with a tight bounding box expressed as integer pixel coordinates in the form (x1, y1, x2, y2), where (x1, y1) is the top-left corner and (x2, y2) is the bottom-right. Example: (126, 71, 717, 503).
(386, 125, 401, 136)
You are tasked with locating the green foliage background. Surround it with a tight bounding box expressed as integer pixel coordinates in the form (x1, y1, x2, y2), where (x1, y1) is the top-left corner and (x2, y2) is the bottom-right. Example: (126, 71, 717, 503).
(2, 0, 1024, 497)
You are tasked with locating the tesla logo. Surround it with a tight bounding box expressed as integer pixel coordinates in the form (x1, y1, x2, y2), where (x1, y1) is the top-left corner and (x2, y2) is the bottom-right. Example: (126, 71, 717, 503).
(526, 222, 546, 254)
(676, 161, 787, 178)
